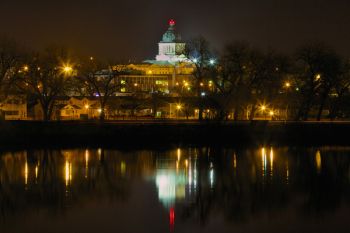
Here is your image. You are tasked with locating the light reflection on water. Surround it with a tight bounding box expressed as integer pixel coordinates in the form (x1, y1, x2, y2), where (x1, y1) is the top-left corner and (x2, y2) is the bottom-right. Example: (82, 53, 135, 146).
(0, 147, 350, 233)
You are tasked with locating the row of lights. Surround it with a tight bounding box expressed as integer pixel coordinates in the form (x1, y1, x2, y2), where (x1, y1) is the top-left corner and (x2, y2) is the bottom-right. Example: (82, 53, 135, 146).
(284, 73, 321, 90)
(175, 80, 292, 92)
(175, 104, 211, 113)
(21, 63, 73, 75)
(175, 80, 213, 87)
(84, 104, 103, 114)
(259, 104, 275, 116)
(192, 58, 216, 65)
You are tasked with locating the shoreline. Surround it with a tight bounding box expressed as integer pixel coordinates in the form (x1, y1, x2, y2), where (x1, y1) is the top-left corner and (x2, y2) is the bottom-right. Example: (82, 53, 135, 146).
(0, 120, 349, 149)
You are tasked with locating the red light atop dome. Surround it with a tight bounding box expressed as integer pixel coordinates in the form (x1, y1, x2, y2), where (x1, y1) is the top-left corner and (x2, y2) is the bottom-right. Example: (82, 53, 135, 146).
(169, 19, 176, 26)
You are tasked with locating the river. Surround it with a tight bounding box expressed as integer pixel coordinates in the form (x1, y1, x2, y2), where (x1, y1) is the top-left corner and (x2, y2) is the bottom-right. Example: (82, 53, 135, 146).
(0, 146, 349, 233)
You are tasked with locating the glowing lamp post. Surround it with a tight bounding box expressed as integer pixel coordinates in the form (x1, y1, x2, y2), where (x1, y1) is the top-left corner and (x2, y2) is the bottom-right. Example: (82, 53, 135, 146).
(284, 82, 291, 120)
(63, 66, 72, 73)
(315, 74, 321, 81)
(176, 104, 182, 119)
(260, 105, 267, 120)
(62, 63, 73, 76)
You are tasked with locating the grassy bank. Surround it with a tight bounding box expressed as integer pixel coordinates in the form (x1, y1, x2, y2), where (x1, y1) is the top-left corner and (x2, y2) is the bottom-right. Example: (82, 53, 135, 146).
(0, 120, 349, 149)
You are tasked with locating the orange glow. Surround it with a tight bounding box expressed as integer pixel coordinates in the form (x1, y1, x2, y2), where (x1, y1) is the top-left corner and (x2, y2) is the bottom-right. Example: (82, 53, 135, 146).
(65, 160, 72, 186)
(35, 165, 39, 180)
(233, 153, 237, 169)
(24, 161, 28, 185)
(63, 66, 72, 73)
(177, 148, 181, 161)
(315, 74, 321, 81)
(85, 150, 89, 179)
(316, 150, 321, 173)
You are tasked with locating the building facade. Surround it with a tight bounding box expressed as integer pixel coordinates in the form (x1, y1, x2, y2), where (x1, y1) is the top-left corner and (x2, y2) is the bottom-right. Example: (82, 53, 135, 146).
(113, 19, 195, 94)
(2, 20, 197, 121)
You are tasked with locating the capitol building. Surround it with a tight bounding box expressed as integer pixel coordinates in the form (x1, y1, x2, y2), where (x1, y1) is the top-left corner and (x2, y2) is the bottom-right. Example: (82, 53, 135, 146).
(154, 19, 187, 63)
(113, 20, 194, 94)
(0, 20, 199, 120)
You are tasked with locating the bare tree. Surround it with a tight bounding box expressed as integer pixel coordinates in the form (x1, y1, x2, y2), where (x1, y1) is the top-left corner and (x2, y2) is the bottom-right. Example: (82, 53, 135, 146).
(0, 37, 23, 97)
(76, 58, 126, 121)
(248, 51, 290, 120)
(315, 51, 342, 121)
(14, 46, 73, 121)
(185, 36, 214, 120)
(211, 41, 290, 121)
(294, 42, 341, 121)
(211, 42, 251, 120)
(328, 60, 350, 120)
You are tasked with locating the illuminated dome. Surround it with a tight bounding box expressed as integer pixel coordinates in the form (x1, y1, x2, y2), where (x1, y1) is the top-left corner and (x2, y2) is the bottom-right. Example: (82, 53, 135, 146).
(140, 19, 188, 63)
(161, 19, 182, 43)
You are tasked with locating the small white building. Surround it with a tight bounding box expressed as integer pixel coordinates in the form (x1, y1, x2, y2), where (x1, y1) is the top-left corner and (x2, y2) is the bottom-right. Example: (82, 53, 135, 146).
(32, 97, 100, 120)
(0, 95, 27, 120)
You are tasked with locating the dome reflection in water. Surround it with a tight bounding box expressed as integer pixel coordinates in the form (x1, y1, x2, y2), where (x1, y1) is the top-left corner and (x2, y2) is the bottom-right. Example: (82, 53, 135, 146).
(0, 147, 349, 233)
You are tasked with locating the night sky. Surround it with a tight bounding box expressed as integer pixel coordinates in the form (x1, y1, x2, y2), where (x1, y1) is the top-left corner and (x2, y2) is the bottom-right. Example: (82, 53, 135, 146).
(1, 0, 349, 61)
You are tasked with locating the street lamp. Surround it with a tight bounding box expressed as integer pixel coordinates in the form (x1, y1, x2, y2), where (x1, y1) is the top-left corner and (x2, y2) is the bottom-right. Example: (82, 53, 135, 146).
(176, 104, 182, 119)
(63, 66, 72, 73)
(208, 81, 213, 91)
(284, 82, 291, 120)
(315, 74, 321, 81)
(181, 82, 190, 93)
(259, 104, 267, 120)
(62, 63, 73, 76)
(209, 59, 215, 65)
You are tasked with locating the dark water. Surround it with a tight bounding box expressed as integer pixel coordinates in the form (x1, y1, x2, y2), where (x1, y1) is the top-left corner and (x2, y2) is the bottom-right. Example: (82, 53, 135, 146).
(0, 147, 349, 233)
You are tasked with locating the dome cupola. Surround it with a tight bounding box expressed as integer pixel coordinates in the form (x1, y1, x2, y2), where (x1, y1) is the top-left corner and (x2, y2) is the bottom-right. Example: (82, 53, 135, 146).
(161, 19, 182, 43)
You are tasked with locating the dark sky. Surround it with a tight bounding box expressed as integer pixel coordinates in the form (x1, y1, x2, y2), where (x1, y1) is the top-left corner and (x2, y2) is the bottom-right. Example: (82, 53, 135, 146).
(1, 0, 349, 61)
